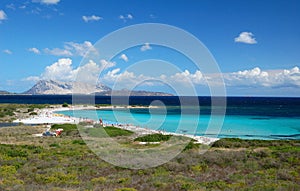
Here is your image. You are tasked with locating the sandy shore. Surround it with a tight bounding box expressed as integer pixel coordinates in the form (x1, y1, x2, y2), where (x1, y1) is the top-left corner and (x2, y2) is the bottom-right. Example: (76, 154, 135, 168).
(13, 105, 219, 145)
(13, 106, 80, 124)
(114, 124, 219, 145)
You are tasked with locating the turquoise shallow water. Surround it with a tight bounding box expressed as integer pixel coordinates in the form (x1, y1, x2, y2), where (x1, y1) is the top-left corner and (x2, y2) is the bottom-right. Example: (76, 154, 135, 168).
(57, 107, 300, 140)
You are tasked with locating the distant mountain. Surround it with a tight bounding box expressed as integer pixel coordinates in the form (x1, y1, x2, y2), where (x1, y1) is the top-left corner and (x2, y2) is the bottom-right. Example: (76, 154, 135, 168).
(95, 89, 173, 96)
(0, 90, 11, 95)
(24, 80, 173, 96)
(24, 80, 111, 95)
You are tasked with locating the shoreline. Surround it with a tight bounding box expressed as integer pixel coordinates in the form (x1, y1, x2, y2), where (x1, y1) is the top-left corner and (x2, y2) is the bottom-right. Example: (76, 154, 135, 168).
(13, 105, 219, 145)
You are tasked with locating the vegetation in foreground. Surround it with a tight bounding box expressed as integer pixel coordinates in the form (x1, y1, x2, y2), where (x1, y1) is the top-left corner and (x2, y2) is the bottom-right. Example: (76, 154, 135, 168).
(0, 104, 299, 190)
(0, 124, 299, 191)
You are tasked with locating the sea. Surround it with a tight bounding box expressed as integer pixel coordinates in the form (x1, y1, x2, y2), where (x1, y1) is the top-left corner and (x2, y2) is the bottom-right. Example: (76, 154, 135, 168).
(1, 95, 300, 140)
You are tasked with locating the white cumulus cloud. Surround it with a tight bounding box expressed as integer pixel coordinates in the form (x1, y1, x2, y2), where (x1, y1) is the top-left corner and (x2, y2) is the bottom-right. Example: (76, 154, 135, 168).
(3, 49, 12, 54)
(170, 70, 205, 85)
(234, 32, 257, 44)
(119, 54, 128, 62)
(273, 67, 300, 87)
(6, 4, 15, 10)
(41, 58, 74, 81)
(44, 41, 97, 57)
(101, 68, 205, 89)
(25, 76, 40, 82)
(226, 67, 269, 87)
(103, 68, 149, 89)
(127, 14, 133, 19)
(101, 66, 300, 90)
(64, 41, 97, 56)
(82, 15, 103, 22)
(225, 66, 300, 88)
(25, 58, 104, 83)
(119, 14, 133, 22)
(141, 43, 152, 51)
(44, 48, 72, 56)
(0, 10, 7, 21)
(74, 60, 102, 83)
(99, 59, 116, 70)
(28, 47, 40, 54)
(32, 0, 60, 5)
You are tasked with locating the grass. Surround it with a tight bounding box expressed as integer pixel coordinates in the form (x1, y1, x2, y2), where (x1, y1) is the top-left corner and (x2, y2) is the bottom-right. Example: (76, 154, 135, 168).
(51, 124, 134, 137)
(51, 124, 78, 132)
(86, 125, 134, 137)
(102, 126, 134, 137)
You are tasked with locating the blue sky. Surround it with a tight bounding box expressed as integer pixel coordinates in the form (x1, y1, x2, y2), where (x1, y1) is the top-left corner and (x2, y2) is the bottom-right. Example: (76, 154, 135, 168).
(0, 0, 300, 96)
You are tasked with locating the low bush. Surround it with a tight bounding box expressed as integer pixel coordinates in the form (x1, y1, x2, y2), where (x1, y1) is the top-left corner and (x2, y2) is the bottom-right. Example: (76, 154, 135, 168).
(212, 138, 300, 149)
(49, 143, 60, 148)
(29, 112, 38, 115)
(62, 102, 69, 107)
(183, 141, 200, 151)
(1, 109, 300, 191)
(134, 134, 172, 142)
(115, 188, 137, 191)
(72, 140, 86, 145)
(91, 176, 107, 184)
(27, 108, 34, 113)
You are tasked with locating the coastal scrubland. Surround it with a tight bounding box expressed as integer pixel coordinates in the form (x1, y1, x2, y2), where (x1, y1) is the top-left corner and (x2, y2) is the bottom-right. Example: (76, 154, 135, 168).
(0, 104, 49, 123)
(0, 104, 299, 191)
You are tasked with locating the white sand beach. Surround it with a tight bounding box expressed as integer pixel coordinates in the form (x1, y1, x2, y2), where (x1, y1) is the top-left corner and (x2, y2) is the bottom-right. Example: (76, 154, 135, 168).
(13, 107, 80, 124)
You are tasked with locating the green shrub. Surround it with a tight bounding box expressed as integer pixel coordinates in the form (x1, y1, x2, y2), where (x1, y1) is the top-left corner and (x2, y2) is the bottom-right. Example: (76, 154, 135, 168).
(6, 147, 28, 158)
(72, 140, 86, 145)
(115, 188, 137, 191)
(183, 141, 200, 151)
(35, 172, 79, 185)
(49, 143, 60, 148)
(202, 180, 229, 189)
(29, 112, 38, 115)
(91, 176, 106, 184)
(51, 124, 77, 131)
(0, 165, 17, 177)
(117, 177, 129, 184)
(62, 102, 69, 107)
(134, 134, 172, 142)
(29, 104, 47, 109)
(27, 108, 34, 112)
(21, 145, 43, 154)
(191, 163, 208, 173)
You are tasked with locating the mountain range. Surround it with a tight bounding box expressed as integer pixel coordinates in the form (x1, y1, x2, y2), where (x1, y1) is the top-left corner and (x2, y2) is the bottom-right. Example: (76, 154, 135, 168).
(24, 80, 111, 95)
(21, 80, 172, 96)
(0, 90, 11, 95)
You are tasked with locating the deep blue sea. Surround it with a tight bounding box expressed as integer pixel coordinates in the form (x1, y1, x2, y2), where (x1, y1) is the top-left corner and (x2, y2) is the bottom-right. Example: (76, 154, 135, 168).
(1, 95, 300, 140)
